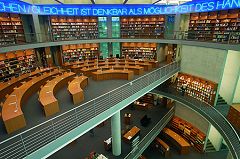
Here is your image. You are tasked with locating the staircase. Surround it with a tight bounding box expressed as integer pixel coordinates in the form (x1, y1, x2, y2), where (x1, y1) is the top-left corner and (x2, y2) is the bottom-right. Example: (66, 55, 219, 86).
(205, 140, 216, 152)
(215, 94, 230, 117)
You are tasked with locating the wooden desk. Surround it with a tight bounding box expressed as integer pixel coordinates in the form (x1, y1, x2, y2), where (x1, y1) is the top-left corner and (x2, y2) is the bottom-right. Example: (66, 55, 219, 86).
(80, 65, 144, 76)
(92, 70, 134, 81)
(0, 67, 55, 100)
(71, 63, 97, 74)
(123, 126, 140, 143)
(39, 72, 75, 117)
(68, 76, 88, 105)
(62, 61, 84, 69)
(111, 65, 144, 75)
(2, 69, 59, 134)
(69, 59, 152, 74)
(128, 59, 159, 68)
(62, 60, 96, 69)
(154, 137, 170, 157)
(80, 66, 104, 77)
(162, 128, 190, 154)
(126, 62, 152, 71)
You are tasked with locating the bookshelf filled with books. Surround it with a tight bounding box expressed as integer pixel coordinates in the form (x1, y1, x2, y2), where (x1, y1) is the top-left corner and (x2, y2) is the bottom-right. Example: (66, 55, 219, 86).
(50, 16, 98, 41)
(62, 43, 99, 63)
(120, 16, 165, 39)
(0, 49, 36, 82)
(121, 42, 157, 59)
(176, 73, 218, 105)
(0, 13, 25, 46)
(188, 9, 240, 43)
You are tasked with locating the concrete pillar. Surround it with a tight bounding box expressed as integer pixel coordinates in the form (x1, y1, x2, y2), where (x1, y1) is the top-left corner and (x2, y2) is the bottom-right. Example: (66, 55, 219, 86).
(174, 14, 181, 39)
(111, 111, 121, 156)
(107, 16, 112, 38)
(108, 42, 113, 57)
(157, 43, 167, 62)
(32, 14, 43, 42)
(165, 15, 175, 39)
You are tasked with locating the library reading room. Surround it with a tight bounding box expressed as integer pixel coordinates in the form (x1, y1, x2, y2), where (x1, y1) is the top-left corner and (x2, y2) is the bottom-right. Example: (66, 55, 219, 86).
(0, 0, 240, 159)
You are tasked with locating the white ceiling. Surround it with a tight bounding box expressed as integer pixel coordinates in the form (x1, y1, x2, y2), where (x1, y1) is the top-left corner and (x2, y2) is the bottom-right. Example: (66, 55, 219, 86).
(19, 0, 192, 4)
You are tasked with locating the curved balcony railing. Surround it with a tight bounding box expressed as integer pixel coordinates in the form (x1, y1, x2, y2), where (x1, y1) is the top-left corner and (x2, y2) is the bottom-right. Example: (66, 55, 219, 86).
(0, 61, 180, 159)
(0, 30, 239, 48)
(151, 87, 240, 159)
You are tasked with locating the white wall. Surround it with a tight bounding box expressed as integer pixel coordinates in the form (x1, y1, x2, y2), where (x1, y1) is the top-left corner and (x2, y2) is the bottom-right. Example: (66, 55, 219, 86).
(233, 75, 240, 103)
(208, 125, 223, 151)
(219, 50, 240, 104)
(181, 45, 227, 83)
(175, 102, 209, 133)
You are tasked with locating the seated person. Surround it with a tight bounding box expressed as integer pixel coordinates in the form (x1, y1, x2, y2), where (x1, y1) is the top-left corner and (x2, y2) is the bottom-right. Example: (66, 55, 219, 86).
(140, 115, 151, 127)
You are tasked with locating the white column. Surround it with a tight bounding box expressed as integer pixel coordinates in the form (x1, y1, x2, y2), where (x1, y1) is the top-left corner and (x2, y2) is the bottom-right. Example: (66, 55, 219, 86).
(111, 111, 121, 156)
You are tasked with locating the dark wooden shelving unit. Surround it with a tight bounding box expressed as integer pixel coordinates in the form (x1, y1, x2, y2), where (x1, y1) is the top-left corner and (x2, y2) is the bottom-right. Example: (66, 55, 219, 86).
(50, 16, 98, 41)
(120, 16, 165, 39)
(0, 49, 37, 82)
(121, 42, 157, 59)
(227, 104, 240, 132)
(62, 43, 99, 63)
(169, 116, 206, 153)
(188, 9, 240, 43)
(0, 13, 25, 46)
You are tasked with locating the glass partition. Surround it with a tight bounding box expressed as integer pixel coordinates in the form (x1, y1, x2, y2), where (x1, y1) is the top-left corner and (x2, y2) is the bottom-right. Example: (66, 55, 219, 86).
(100, 43, 109, 59)
(112, 42, 120, 58)
(98, 17, 107, 38)
(112, 17, 120, 38)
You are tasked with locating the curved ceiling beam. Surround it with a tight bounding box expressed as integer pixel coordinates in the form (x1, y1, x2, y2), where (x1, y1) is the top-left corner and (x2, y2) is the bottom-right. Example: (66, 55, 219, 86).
(153, 0, 162, 4)
(123, 0, 129, 4)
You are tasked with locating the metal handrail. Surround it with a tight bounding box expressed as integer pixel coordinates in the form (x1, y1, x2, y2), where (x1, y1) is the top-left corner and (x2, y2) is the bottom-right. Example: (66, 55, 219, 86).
(0, 61, 181, 159)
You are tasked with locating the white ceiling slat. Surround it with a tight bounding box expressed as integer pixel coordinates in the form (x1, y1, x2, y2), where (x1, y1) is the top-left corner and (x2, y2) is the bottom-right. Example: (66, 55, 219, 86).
(63, 0, 93, 4)
(19, 0, 34, 4)
(153, 0, 192, 5)
(32, 0, 60, 4)
(95, 0, 122, 4)
(127, 0, 152, 4)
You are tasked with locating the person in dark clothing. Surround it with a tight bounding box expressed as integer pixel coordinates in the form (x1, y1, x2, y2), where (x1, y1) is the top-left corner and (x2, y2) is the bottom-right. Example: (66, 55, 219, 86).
(181, 82, 188, 96)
